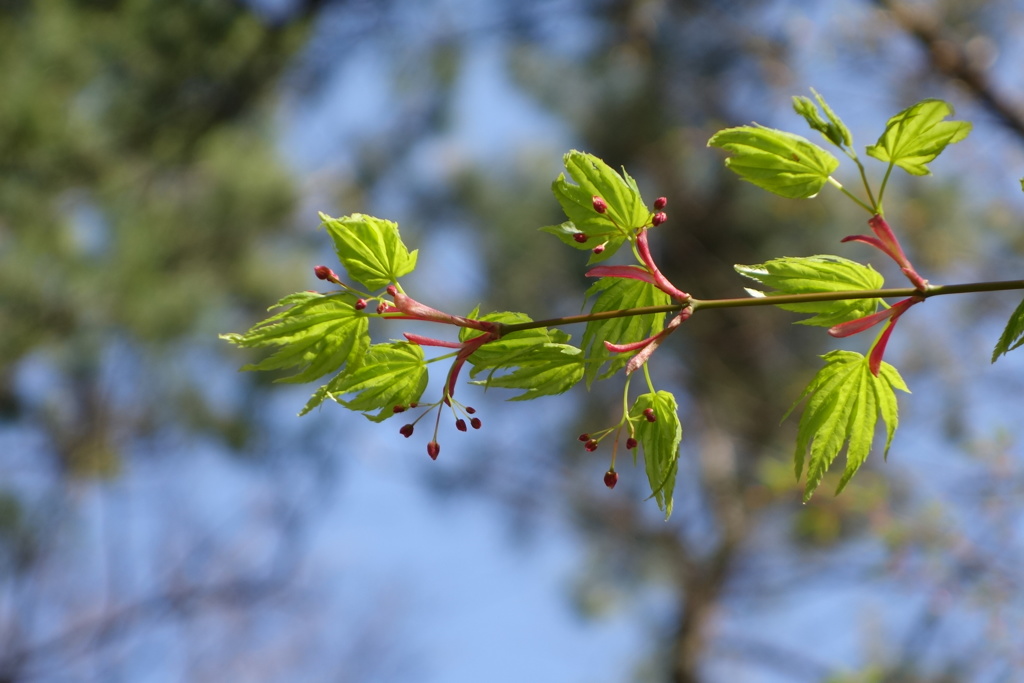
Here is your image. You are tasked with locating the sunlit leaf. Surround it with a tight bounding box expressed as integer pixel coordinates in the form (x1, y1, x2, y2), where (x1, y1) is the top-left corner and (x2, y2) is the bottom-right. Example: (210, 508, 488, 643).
(992, 296, 1024, 362)
(320, 213, 418, 289)
(865, 99, 971, 176)
(220, 291, 370, 391)
(629, 391, 682, 519)
(707, 126, 840, 199)
(316, 342, 428, 421)
(470, 343, 584, 400)
(581, 278, 672, 385)
(786, 351, 908, 501)
(457, 311, 584, 399)
(538, 220, 623, 261)
(549, 151, 648, 263)
(460, 311, 570, 357)
(792, 88, 852, 148)
(735, 255, 885, 327)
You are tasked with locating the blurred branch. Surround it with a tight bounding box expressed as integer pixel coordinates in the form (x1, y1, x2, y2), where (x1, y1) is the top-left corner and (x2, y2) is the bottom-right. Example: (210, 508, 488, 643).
(710, 633, 834, 681)
(874, 0, 1024, 140)
(1, 573, 292, 679)
(1, 545, 299, 679)
(0, 486, 307, 680)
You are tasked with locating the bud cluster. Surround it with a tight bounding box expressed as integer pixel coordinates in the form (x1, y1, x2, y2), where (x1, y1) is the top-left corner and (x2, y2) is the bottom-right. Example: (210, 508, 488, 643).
(394, 397, 482, 460)
(578, 418, 642, 491)
(651, 197, 667, 227)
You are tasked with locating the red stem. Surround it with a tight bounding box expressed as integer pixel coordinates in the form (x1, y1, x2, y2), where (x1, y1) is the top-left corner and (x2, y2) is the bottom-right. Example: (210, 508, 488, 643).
(586, 265, 658, 285)
(635, 230, 689, 301)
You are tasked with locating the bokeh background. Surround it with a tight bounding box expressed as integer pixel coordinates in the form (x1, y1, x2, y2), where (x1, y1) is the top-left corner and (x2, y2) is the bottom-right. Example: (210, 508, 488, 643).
(3, 1, 1024, 681)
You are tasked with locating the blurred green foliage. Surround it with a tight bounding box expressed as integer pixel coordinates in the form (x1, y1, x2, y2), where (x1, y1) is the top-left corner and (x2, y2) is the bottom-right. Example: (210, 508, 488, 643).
(0, 0, 315, 474)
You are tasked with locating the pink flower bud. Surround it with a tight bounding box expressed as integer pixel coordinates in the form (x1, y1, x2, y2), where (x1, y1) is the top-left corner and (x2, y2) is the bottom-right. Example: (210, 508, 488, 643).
(464, 406, 476, 414)
(470, 417, 482, 430)
(652, 212, 667, 227)
(393, 405, 406, 413)
(585, 439, 599, 452)
(654, 197, 667, 210)
(573, 232, 588, 243)
(355, 299, 368, 310)
(626, 437, 638, 450)
(578, 433, 590, 442)
(592, 244, 605, 254)
(604, 470, 618, 489)
(376, 302, 388, 314)
(427, 441, 440, 460)
(455, 419, 467, 432)
(314, 265, 339, 282)
(400, 424, 414, 438)
(409, 402, 419, 409)
(643, 408, 656, 422)
(592, 196, 608, 214)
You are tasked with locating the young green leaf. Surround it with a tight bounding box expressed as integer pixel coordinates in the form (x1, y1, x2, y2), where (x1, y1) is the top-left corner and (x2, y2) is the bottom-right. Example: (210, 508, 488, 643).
(865, 99, 971, 176)
(735, 255, 885, 327)
(457, 310, 569, 346)
(992, 296, 1024, 362)
(581, 278, 672, 385)
(220, 291, 370, 387)
(786, 351, 908, 501)
(538, 220, 625, 262)
(470, 343, 584, 400)
(792, 88, 852, 148)
(629, 391, 682, 519)
(315, 342, 428, 421)
(707, 126, 840, 199)
(320, 213, 418, 290)
(550, 151, 648, 263)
